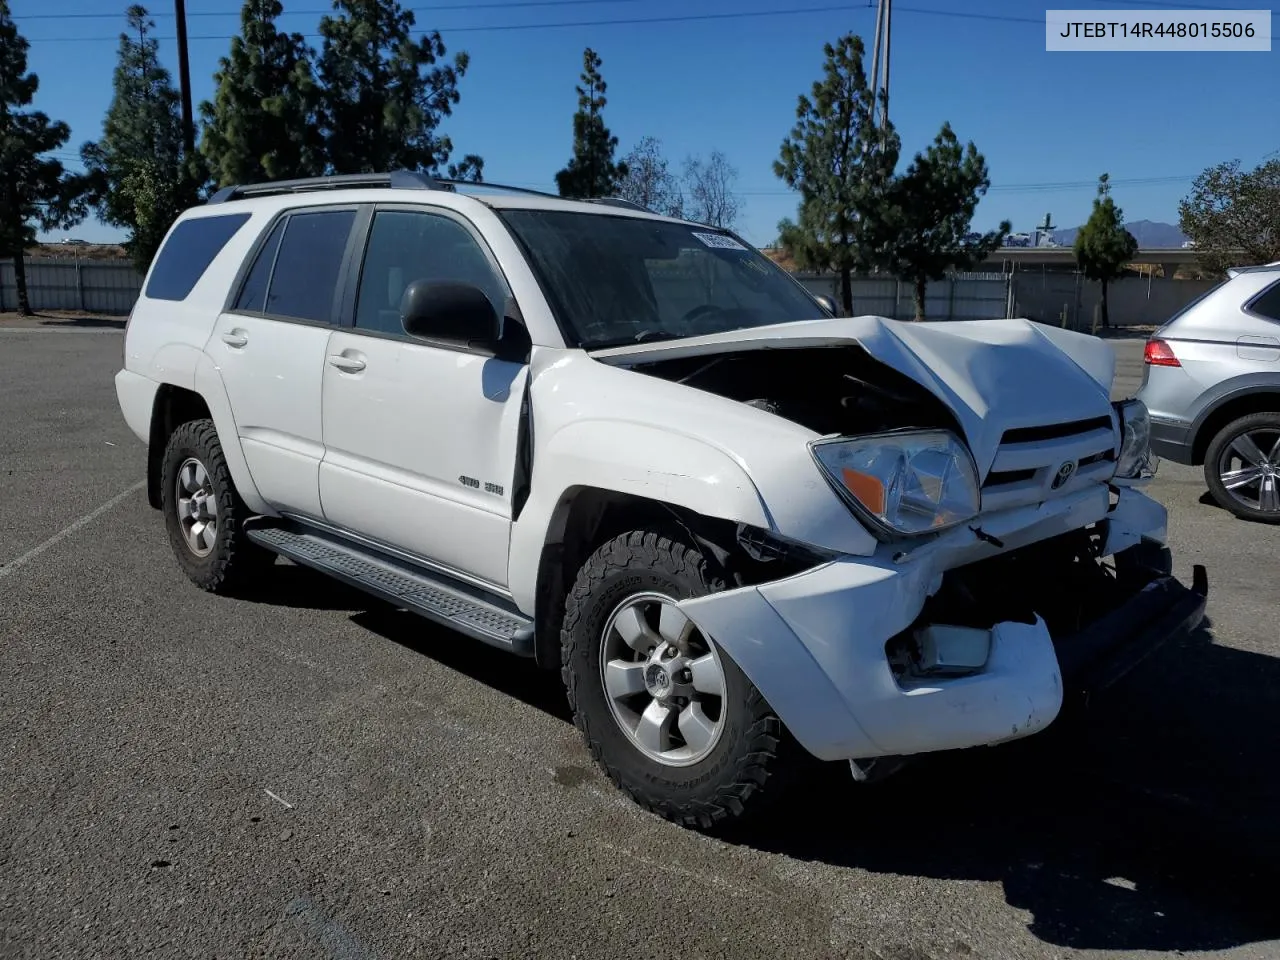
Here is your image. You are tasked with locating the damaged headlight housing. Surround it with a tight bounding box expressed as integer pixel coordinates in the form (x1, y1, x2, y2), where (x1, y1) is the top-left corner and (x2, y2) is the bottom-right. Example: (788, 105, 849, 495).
(1113, 398, 1159, 481)
(810, 429, 981, 537)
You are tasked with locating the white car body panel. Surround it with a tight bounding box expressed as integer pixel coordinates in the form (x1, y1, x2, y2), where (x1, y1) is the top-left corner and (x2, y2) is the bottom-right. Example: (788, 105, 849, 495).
(206, 311, 332, 520)
(318, 330, 527, 589)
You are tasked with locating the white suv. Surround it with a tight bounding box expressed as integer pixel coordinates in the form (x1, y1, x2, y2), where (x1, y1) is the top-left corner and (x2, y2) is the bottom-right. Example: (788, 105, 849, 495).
(115, 171, 1208, 831)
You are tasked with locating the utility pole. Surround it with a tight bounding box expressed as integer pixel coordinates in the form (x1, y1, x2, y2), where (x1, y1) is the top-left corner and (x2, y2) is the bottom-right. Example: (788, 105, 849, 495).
(174, 0, 195, 155)
(867, 0, 893, 132)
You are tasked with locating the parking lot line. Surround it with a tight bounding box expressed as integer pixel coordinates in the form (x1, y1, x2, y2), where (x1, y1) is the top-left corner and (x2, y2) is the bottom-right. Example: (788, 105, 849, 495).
(0, 480, 145, 579)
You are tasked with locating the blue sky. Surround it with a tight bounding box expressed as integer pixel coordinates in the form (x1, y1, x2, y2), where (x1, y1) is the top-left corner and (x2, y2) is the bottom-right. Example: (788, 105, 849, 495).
(11, 0, 1279, 247)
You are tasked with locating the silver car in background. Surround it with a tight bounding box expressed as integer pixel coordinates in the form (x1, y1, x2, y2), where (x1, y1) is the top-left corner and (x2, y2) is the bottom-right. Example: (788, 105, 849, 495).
(1137, 262, 1280, 523)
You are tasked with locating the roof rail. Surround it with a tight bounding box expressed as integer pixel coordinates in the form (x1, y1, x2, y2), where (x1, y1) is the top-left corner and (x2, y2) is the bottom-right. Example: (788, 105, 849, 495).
(206, 169, 438, 204)
(434, 178, 562, 200)
(583, 197, 652, 212)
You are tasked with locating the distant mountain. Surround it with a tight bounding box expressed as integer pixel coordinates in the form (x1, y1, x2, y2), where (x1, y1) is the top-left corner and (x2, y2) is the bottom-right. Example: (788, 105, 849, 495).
(1051, 219, 1188, 249)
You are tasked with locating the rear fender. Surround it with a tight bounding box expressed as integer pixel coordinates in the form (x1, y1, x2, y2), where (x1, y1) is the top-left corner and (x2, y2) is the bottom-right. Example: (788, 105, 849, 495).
(192, 352, 270, 516)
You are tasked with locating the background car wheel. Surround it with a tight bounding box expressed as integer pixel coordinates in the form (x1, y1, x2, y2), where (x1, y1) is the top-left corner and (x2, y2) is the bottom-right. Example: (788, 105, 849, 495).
(160, 418, 273, 592)
(560, 529, 799, 831)
(1203, 412, 1280, 524)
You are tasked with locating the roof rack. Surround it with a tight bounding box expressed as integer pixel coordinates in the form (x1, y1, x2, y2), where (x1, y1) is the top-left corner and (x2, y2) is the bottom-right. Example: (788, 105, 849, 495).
(434, 178, 562, 200)
(583, 197, 652, 212)
(204, 171, 660, 213)
(206, 170, 441, 204)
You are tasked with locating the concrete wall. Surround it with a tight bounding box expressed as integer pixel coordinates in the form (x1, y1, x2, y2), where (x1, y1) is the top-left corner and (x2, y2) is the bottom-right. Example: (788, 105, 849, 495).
(794, 273, 1011, 321)
(0, 254, 1218, 330)
(798, 270, 1217, 329)
(0, 258, 142, 316)
(1008, 271, 1218, 329)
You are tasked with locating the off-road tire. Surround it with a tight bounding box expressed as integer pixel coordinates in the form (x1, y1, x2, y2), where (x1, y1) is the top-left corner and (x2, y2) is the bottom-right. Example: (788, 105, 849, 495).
(1203, 411, 1280, 524)
(560, 529, 799, 831)
(160, 418, 273, 592)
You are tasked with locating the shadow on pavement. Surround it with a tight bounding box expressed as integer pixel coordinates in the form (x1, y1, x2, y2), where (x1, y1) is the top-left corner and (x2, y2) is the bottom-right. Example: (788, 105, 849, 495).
(231, 560, 376, 612)
(351, 606, 573, 723)
(730, 615, 1280, 954)
(36, 315, 127, 329)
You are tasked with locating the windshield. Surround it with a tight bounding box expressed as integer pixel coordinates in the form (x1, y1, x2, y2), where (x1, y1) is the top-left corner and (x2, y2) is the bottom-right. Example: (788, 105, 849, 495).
(497, 209, 830, 348)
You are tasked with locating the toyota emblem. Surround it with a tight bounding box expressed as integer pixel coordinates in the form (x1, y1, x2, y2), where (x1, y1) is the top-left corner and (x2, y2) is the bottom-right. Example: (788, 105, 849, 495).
(1051, 461, 1077, 489)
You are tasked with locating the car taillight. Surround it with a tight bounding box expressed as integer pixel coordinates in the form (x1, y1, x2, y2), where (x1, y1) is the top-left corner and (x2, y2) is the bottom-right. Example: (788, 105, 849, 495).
(1144, 339, 1180, 367)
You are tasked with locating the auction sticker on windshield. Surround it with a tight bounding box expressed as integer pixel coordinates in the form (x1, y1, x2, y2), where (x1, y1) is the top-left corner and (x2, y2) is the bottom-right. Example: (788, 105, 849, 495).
(692, 232, 747, 250)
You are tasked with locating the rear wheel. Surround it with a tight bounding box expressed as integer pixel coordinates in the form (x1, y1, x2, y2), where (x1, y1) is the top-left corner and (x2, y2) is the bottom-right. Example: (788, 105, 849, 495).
(1203, 412, 1280, 524)
(160, 418, 273, 592)
(560, 529, 798, 831)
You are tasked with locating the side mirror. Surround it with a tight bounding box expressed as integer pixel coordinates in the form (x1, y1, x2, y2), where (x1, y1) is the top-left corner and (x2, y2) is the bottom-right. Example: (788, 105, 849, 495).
(814, 294, 838, 316)
(401, 280, 501, 350)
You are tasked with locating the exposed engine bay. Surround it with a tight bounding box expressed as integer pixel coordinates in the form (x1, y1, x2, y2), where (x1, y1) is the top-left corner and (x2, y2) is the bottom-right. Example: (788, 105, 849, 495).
(626, 345, 965, 438)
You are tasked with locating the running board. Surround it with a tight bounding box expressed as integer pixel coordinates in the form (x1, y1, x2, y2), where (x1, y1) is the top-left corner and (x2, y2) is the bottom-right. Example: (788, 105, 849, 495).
(246, 524, 535, 656)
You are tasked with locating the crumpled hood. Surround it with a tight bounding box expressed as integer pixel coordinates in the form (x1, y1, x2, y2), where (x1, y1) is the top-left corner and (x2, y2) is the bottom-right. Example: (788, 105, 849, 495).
(590, 315, 1117, 476)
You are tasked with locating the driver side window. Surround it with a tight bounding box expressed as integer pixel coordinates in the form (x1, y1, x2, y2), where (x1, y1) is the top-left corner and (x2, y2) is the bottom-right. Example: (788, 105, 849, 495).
(354, 210, 509, 337)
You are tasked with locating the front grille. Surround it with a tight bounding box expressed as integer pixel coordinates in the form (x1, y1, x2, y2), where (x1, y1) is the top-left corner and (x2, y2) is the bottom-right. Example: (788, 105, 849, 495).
(981, 413, 1119, 511)
(1001, 415, 1114, 445)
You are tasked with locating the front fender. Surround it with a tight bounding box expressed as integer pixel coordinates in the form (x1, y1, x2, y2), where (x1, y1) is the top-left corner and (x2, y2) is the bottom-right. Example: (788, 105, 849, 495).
(506, 419, 772, 611)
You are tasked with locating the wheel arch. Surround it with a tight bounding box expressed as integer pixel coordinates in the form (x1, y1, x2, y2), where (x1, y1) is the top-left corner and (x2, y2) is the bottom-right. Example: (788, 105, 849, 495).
(147, 385, 212, 510)
(528, 486, 833, 670)
(145, 356, 271, 515)
(1190, 387, 1280, 465)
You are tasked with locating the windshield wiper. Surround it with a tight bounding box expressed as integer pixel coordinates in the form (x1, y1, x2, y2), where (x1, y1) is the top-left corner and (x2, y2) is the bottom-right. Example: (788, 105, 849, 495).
(586, 330, 678, 349)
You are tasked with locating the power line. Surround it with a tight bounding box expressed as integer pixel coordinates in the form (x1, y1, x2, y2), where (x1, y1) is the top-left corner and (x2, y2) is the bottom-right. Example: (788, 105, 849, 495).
(29, 2, 1278, 42)
(12, 4, 864, 41)
(11, 0, 647, 20)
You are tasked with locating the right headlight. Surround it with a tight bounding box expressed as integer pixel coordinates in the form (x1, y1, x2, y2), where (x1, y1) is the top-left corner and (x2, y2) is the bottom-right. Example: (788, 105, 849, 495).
(1114, 398, 1159, 481)
(810, 429, 981, 537)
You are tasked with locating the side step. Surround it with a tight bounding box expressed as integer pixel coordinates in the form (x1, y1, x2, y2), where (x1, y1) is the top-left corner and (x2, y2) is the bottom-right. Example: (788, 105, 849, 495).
(246, 524, 535, 657)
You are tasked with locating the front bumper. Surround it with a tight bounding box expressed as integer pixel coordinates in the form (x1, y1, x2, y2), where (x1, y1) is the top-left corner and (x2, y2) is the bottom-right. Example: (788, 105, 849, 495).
(680, 486, 1208, 762)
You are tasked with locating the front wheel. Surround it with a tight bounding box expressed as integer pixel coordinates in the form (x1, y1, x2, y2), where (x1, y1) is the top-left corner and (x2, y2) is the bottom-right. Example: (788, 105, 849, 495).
(560, 530, 798, 831)
(1203, 412, 1280, 524)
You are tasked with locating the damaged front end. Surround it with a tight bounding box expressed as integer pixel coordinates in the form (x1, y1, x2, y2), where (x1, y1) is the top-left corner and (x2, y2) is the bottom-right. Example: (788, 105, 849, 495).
(679, 497, 1208, 772)
(888, 524, 1207, 701)
(602, 327, 1206, 772)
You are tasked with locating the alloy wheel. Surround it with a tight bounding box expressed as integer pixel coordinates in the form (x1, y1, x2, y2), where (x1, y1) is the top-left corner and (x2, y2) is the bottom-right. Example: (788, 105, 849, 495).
(598, 592, 728, 767)
(1216, 427, 1280, 514)
(174, 456, 219, 557)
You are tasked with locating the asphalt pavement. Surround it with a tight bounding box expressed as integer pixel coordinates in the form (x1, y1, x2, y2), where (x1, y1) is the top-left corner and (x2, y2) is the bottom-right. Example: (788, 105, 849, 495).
(2, 327, 1278, 960)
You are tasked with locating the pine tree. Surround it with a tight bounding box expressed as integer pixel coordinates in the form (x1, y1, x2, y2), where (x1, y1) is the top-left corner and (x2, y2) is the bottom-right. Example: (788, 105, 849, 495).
(315, 0, 482, 179)
(554, 48, 627, 199)
(80, 5, 205, 273)
(199, 0, 324, 187)
(881, 123, 1010, 321)
(0, 0, 89, 315)
(773, 34, 899, 316)
(1074, 173, 1138, 329)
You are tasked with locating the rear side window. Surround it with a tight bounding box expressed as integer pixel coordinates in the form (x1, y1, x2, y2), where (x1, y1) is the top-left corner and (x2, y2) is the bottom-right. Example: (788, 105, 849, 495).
(145, 212, 252, 302)
(1248, 279, 1280, 322)
(233, 218, 286, 313)
(262, 209, 356, 323)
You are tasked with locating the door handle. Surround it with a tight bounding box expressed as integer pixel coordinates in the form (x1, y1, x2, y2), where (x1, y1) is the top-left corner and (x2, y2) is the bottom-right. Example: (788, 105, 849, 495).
(221, 330, 249, 348)
(327, 354, 366, 373)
